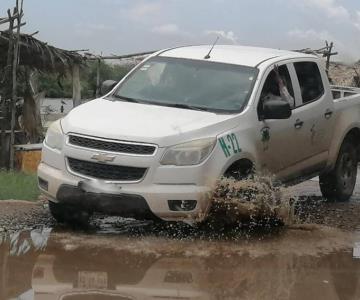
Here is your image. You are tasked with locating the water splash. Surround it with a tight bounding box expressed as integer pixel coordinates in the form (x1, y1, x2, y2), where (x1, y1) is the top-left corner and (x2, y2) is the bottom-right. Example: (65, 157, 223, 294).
(208, 175, 295, 226)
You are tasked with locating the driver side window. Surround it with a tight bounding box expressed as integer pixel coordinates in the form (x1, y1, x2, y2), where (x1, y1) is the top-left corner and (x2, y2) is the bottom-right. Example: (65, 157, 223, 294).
(257, 64, 294, 119)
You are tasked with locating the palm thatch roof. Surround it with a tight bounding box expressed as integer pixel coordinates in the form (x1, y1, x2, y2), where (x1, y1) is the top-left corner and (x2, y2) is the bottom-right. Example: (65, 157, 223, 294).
(0, 31, 85, 74)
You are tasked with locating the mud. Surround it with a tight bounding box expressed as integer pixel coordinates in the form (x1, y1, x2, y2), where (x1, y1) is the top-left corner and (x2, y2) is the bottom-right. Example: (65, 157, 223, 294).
(0, 200, 53, 232)
(1, 176, 360, 299)
(0, 224, 360, 300)
(210, 175, 292, 225)
(2, 176, 360, 232)
(289, 178, 360, 231)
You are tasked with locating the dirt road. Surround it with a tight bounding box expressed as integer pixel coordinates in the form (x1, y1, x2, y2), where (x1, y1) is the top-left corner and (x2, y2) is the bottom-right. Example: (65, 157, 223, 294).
(1, 178, 360, 299)
(1, 178, 360, 232)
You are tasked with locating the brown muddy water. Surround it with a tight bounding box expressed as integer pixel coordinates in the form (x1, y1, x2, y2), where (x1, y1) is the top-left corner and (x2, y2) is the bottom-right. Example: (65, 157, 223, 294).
(1, 222, 360, 300)
(1, 176, 360, 299)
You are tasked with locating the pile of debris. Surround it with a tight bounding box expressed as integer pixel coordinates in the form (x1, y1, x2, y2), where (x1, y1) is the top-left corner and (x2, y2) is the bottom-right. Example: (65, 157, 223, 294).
(329, 62, 360, 87)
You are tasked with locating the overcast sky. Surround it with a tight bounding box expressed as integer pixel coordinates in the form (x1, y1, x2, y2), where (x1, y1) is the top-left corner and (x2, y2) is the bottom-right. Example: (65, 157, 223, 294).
(1, 0, 360, 62)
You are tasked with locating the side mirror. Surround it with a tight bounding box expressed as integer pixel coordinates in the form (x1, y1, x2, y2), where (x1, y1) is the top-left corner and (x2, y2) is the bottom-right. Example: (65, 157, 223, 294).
(263, 100, 291, 120)
(100, 80, 117, 96)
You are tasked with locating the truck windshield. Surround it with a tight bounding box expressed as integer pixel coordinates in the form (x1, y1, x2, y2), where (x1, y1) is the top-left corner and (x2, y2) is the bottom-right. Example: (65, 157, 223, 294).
(112, 57, 258, 113)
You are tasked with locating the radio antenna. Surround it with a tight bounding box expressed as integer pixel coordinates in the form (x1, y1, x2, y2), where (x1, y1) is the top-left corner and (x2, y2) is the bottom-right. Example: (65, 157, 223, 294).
(204, 36, 219, 59)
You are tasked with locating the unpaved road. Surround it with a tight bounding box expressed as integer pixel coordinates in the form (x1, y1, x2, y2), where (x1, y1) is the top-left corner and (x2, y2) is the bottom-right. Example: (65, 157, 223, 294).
(1, 178, 360, 299)
(1, 178, 360, 232)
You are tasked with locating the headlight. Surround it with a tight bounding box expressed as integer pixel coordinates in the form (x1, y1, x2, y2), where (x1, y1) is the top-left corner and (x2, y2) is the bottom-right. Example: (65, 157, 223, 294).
(161, 138, 216, 166)
(45, 120, 64, 150)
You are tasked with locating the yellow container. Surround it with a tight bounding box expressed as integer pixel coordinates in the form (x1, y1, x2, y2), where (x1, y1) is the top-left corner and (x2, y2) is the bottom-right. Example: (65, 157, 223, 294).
(14, 144, 42, 173)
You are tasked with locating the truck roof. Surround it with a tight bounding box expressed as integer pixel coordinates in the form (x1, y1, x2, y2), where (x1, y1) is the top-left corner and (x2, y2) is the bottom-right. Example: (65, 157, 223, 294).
(159, 45, 317, 68)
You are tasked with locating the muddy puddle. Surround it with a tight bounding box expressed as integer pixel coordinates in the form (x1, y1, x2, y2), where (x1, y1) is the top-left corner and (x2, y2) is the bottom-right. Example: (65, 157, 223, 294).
(1, 176, 360, 299)
(1, 222, 360, 300)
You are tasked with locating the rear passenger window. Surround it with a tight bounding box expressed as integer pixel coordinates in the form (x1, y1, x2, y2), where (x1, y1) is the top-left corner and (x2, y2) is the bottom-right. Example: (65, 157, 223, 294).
(294, 62, 324, 104)
(332, 90, 341, 99)
(344, 92, 356, 97)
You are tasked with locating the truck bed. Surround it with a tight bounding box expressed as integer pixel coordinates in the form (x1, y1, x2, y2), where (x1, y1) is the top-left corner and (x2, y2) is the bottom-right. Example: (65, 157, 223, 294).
(331, 85, 360, 100)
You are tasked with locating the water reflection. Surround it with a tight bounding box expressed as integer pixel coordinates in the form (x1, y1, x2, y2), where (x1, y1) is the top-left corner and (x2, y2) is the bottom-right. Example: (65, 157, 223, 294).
(1, 229, 360, 300)
(0, 228, 52, 257)
(354, 243, 360, 259)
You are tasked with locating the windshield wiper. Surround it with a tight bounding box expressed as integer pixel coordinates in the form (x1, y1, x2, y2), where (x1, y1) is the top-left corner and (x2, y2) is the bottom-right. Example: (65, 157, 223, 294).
(161, 103, 210, 112)
(110, 94, 141, 103)
(109, 95, 211, 112)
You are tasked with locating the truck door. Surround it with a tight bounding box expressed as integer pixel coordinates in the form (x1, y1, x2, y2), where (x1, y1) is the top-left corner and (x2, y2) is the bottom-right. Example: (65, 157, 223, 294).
(256, 63, 303, 176)
(288, 61, 336, 174)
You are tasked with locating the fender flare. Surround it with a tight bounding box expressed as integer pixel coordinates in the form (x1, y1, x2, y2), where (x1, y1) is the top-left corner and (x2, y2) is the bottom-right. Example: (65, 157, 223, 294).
(220, 152, 256, 177)
(327, 125, 360, 171)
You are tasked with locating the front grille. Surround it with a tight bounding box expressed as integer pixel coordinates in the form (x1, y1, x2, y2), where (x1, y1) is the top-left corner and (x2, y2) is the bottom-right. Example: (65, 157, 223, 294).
(67, 157, 146, 181)
(68, 135, 156, 155)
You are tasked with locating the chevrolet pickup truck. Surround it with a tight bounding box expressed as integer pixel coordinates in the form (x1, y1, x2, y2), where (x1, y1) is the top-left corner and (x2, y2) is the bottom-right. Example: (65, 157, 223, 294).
(38, 45, 360, 225)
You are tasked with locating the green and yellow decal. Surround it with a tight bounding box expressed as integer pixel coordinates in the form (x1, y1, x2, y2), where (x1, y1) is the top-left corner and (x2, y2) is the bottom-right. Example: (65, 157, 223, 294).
(219, 133, 242, 158)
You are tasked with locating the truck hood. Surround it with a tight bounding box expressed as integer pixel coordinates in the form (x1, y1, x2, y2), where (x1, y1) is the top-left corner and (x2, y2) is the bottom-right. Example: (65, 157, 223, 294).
(61, 99, 237, 147)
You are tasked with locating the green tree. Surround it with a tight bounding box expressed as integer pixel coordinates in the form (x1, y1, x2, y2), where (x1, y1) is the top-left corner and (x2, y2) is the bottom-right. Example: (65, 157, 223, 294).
(38, 73, 73, 98)
(38, 61, 132, 99)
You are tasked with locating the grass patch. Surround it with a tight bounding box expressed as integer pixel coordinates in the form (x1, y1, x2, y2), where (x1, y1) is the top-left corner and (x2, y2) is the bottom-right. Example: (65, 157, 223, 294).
(0, 171, 39, 201)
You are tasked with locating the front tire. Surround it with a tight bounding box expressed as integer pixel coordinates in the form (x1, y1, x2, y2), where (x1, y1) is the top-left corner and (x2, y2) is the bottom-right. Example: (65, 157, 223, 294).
(319, 139, 358, 202)
(49, 201, 92, 226)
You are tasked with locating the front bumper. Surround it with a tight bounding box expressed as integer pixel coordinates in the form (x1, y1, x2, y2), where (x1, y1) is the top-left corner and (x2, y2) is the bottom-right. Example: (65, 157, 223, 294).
(38, 162, 212, 222)
(56, 184, 158, 220)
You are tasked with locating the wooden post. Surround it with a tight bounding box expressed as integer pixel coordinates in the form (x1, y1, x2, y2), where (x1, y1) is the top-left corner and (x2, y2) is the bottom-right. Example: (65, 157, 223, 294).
(0, 10, 14, 168)
(325, 42, 333, 76)
(9, 0, 23, 170)
(95, 58, 101, 98)
(72, 64, 81, 107)
(0, 96, 5, 168)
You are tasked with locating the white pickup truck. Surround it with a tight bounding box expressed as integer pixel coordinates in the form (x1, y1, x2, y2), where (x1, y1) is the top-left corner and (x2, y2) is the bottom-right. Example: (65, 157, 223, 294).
(38, 45, 360, 225)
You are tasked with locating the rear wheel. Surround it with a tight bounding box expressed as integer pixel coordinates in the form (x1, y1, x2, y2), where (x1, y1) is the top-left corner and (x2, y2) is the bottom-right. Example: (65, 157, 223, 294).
(319, 139, 358, 202)
(49, 201, 92, 226)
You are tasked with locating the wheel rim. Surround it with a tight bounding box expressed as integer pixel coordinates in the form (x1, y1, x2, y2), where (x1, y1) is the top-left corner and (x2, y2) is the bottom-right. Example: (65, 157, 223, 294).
(339, 151, 357, 193)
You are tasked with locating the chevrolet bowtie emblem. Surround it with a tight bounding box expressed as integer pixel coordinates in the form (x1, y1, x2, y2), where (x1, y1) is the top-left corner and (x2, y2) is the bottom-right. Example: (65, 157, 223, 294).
(91, 153, 116, 163)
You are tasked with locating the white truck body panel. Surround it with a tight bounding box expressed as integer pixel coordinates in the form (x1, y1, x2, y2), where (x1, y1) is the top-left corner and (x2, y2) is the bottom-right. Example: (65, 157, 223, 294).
(38, 45, 360, 222)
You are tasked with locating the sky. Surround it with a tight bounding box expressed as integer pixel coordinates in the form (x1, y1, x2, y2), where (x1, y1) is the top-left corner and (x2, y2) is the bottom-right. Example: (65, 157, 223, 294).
(1, 0, 360, 62)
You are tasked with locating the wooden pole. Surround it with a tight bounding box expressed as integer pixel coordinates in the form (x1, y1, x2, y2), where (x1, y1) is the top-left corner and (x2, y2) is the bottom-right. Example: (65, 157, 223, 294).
(9, 0, 23, 170)
(0, 96, 5, 168)
(72, 64, 81, 107)
(87, 50, 156, 61)
(325, 42, 333, 76)
(95, 58, 101, 98)
(0, 10, 15, 169)
(0, 96, 6, 168)
(0, 13, 17, 25)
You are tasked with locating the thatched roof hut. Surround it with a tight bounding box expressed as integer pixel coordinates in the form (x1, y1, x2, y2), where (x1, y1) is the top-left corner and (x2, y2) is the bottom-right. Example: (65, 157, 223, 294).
(0, 30, 86, 166)
(0, 31, 85, 74)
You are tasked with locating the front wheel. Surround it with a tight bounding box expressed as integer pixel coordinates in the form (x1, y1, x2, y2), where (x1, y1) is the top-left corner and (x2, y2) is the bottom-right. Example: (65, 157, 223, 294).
(49, 201, 92, 226)
(319, 139, 358, 202)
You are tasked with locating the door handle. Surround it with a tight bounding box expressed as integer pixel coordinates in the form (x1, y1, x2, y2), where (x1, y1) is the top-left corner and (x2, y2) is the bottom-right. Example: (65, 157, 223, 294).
(294, 119, 304, 129)
(324, 110, 333, 119)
